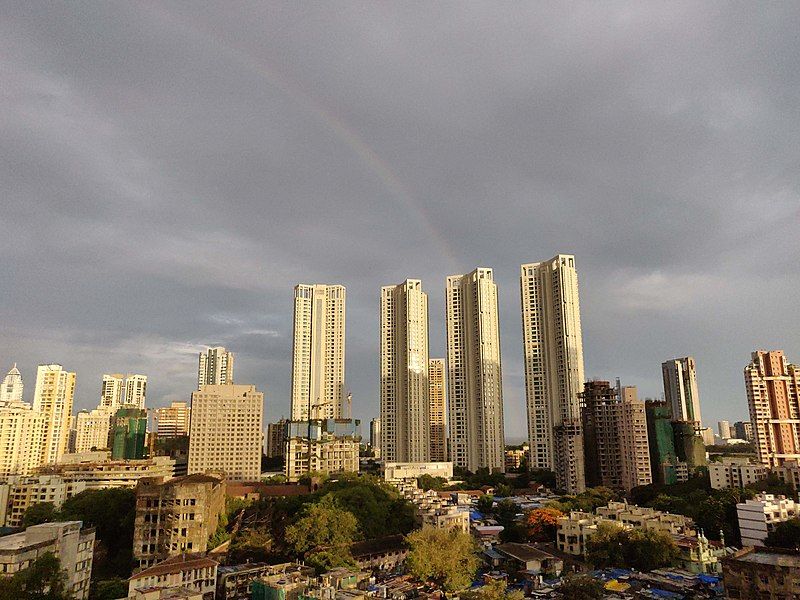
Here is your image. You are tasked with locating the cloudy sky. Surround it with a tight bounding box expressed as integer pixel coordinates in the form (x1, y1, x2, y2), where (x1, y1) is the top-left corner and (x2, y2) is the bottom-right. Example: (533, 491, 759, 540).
(2, 2, 799, 439)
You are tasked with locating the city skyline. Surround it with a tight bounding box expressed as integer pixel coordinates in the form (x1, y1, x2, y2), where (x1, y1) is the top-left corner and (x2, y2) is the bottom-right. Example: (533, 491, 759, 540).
(3, 4, 799, 436)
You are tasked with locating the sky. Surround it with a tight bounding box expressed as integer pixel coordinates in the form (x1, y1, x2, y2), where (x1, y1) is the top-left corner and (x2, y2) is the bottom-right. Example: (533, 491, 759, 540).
(2, 2, 799, 439)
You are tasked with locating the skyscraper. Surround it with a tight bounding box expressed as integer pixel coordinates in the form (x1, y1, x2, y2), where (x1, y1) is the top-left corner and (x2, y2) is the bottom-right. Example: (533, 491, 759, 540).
(100, 374, 124, 409)
(74, 408, 112, 453)
(290, 284, 346, 421)
(718, 420, 732, 439)
(198, 347, 234, 388)
(123, 374, 147, 408)
(429, 358, 447, 462)
(0, 364, 24, 405)
(662, 357, 702, 426)
(33, 364, 76, 465)
(746, 350, 800, 467)
(446, 267, 505, 473)
(380, 279, 430, 462)
(520, 255, 585, 493)
(370, 417, 381, 459)
(0, 402, 45, 475)
(618, 385, 652, 491)
(580, 380, 621, 489)
(154, 402, 191, 438)
(110, 408, 147, 459)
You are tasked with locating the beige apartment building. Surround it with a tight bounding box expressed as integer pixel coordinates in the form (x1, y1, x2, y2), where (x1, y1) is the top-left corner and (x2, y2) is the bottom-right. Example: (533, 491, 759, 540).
(446, 268, 505, 473)
(0, 401, 45, 476)
(100, 374, 125, 409)
(662, 357, 702, 426)
(0, 475, 87, 527)
(133, 474, 226, 568)
(124, 374, 148, 408)
(73, 408, 112, 453)
(429, 358, 447, 462)
(154, 401, 191, 438)
(290, 284, 346, 421)
(520, 256, 585, 493)
(188, 384, 263, 481)
(36, 453, 176, 489)
(33, 364, 76, 466)
(746, 350, 800, 468)
(619, 385, 653, 490)
(284, 434, 360, 482)
(198, 347, 234, 388)
(380, 279, 431, 463)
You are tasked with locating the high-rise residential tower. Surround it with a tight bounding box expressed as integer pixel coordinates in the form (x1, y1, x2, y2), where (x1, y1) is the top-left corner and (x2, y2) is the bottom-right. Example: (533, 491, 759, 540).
(618, 385, 653, 491)
(662, 357, 702, 426)
(380, 280, 430, 463)
(370, 417, 381, 459)
(746, 350, 800, 467)
(290, 284, 346, 421)
(429, 358, 447, 462)
(446, 268, 505, 473)
(154, 402, 191, 438)
(33, 364, 76, 465)
(0, 364, 24, 405)
(123, 374, 147, 408)
(520, 256, 586, 493)
(198, 347, 234, 388)
(100, 374, 124, 409)
(718, 420, 732, 439)
(74, 408, 112, 453)
(0, 402, 45, 475)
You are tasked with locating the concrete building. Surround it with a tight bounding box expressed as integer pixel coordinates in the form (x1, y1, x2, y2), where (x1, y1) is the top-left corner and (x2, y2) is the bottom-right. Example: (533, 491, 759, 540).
(699, 426, 715, 446)
(504, 444, 528, 472)
(0, 364, 24, 405)
(154, 402, 191, 438)
(737, 493, 799, 547)
(369, 417, 381, 459)
(718, 420, 732, 439)
(124, 374, 148, 409)
(383, 462, 454, 482)
(133, 474, 226, 568)
(428, 358, 447, 462)
(188, 384, 263, 481)
(0, 475, 87, 527)
(197, 347, 234, 388)
(0, 521, 95, 599)
(100, 374, 125, 410)
(73, 408, 112, 453)
(393, 480, 469, 533)
(619, 385, 652, 490)
(0, 401, 45, 476)
(673, 421, 708, 470)
(128, 553, 218, 599)
(494, 543, 563, 578)
(265, 419, 288, 459)
(36, 453, 175, 489)
(662, 357, 702, 426)
(446, 267, 505, 473)
(290, 284, 346, 421)
(111, 407, 147, 460)
(645, 401, 690, 485)
(284, 420, 360, 482)
(734, 420, 754, 442)
(723, 547, 800, 600)
(380, 280, 430, 463)
(33, 364, 76, 465)
(746, 350, 800, 467)
(520, 256, 585, 493)
(217, 563, 314, 600)
(709, 458, 768, 490)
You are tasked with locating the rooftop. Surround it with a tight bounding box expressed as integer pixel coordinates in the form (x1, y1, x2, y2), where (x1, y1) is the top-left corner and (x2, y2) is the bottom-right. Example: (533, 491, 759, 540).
(496, 543, 557, 563)
(130, 553, 218, 580)
(732, 550, 800, 568)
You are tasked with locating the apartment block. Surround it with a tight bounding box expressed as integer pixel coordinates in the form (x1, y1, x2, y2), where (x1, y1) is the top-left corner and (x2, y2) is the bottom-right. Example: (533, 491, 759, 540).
(265, 419, 288, 459)
(645, 401, 689, 485)
(198, 347, 234, 388)
(428, 358, 447, 462)
(709, 458, 768, 490)
(734, 421, 754, 442)
(446, 267, 505, 473)
(369, 417, 381, 459)
(133, 474, 226, 568)
(73, 408, 112, 453)
(0, 401, 45, 476)
(110, 408, 147, 460)
(33, 364, 76, 465)
(662, 357, 702, 425)
(619, 386, 653, 490)
(154, 402, 191, 438)
(128, 553, 218, 598)
(284, 420, 360, 482)
(36, 454, 175, 489)
(724, 547, 800, 600)
(737, 493, 799, 547)
(0, 364, 23, 405)
(0, 475, 87, 527)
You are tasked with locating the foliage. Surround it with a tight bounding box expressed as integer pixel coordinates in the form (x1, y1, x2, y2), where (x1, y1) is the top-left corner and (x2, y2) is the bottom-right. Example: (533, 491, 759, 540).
(227, 528, 274, 564)
(262, 474, 288, 484)
(460, 578, 524, 600)
(418, 474, 447, 491)
(525, 507, 564, 542)
(748, 474, 797, 500)
(586, 523, 679, 571)
(476, 495, 494, 515)
(557, 573, 605, 600)
(706, 443, 755, 455)
(493, 499, 525, 542)
(406, 526, 479, 592)
(285, 499, 359, 572)
(765, 518, 800, 549)
(0, 552, 71, 599)
(209, 497, 251, 549)
(21, 502, 57, 527)
(89, 578, 128, 600)
(548, 487, 619, 513)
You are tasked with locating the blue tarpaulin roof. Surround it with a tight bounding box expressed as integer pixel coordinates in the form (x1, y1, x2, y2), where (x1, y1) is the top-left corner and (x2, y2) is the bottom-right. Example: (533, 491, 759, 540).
(650, 589, 683, 599)
(470, 510, 484, 520)
(697, 574, 720, 584)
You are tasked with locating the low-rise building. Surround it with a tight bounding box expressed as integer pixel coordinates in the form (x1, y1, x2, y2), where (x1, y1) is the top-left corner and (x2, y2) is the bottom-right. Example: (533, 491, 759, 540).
(504, 446, 528, 472)
(133, 474, 226, 569)
(285, 421, 361, 482)
(250, 563, 317, 600)
(0, 521, 95, 599)
(216, 563, 281, 600)
(131, 587, 203, 600)
(709, 458, 768, 490)
(36, 453, 175, 488)
(737, 493, 799, 547)
(128, 553, 218, 599)
(494, 543, 563, 577)
(723, 547, 800, 599)
(383, 461, 454, 482)
(0, 475, 87, 527)
(349, 535, 408, 573)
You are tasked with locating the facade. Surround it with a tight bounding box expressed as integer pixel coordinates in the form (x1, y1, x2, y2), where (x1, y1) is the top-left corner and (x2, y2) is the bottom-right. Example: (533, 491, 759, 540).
(383, 462, 454, 482)
(580, 380, 622, 489)
(111, 408, 147, 459)
(520, 256, 585, 493)
(718, 420, 732, 439)
(645, 401, 689, 485)
(380, 280, 430, 463)
(133, 474, 226, 568)
(446, 267, 505, 473)
(0, 401, 45, 476)
(428, 358, 447, 462)
(734, 420, 754, 442)
(0, 475, 87, 527)
(154, 402, 191, 438)
(673, 420, 708, 469)
(370, 417, 381, 459)
(36, 454, 175, 489)
(709, 458, 768, 490)
(0, 364, 24, 405)
(74, 408, 112, 453)
(505, 444, 528, 471)
(0, 521, 95, 599)
(746, 350, 800, 467)
(662, 357, 702, 425)
(188, 384, 263, 481)
(128, 553, 218, 599)
(737, 493, 799, 547)
(33, 364, 76, 465)
(124, 374, 148, 408)
(100, 374, 125, 410)
(284, 421, 360, 482)
(619, 385, 652, 490)
(723, 547, 800, 600)
(197, 347, 234, 388)
(290, 284, 346, 421)
(265, 419, 287, 459)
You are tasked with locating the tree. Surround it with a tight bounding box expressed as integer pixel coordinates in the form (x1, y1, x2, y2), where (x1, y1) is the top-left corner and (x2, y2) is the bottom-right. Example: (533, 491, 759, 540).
(476, 495, 494, 515)
(418, 474, 447, 491)
(586, 523, 678, 571)
(285, 500, 359, 572)
(21, 502, 57, 527)
(0, 552, 71, 599)
(406, 526, 479, 592)
(525, 507, 563, 542)
(89, 578, 128, 600)
(765, 518, 800, 549)
(557, 574, 605, 600)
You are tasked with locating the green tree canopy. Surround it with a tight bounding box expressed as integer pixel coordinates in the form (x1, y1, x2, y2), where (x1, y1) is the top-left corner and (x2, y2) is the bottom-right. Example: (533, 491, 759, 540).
(89, 577, 128, 600)
(417, 474, 447, 491)
(285, 499, 359, 572)
(0, 552, 71, 600)
(476, 495, 494, 515)
(406, 526, 479, 592)
(557, 574, 605, 600)
(586, 523, 679, 571)
(21, 502, 57, 527)
(765, 518, 800, 549)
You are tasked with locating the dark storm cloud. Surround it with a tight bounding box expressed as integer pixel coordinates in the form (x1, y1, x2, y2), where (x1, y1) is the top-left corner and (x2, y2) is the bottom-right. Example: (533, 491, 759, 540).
(2, 2, 799, 433)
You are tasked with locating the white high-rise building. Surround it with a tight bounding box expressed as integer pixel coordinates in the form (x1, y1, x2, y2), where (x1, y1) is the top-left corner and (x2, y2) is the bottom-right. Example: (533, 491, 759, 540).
(73, 409, 112, 453)
(380, 279, 431, 463)
(100, 374, 124, 410)
(446, 268, 505, 473)
(520, 256, 586, 493)
(188, 384, 263, 481)
(290, 284, 346, 421)
(662, 357, 702, 426)
(0, 364, 24, 405)
(154, 402, 191, 438)
(123, 375, 147, 409)
(32, 364, 76, 466)
(718, 420, 732, 439)
(198, 347, 234, 388)
(0, 402, 46, 476)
